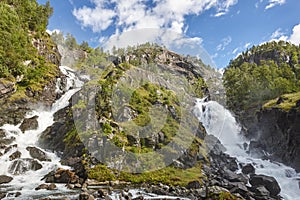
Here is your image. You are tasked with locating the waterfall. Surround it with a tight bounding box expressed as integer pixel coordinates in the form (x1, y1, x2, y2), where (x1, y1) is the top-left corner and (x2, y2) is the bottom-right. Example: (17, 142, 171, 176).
(194, 98, 300, 200)
(0, 66, 83, 199)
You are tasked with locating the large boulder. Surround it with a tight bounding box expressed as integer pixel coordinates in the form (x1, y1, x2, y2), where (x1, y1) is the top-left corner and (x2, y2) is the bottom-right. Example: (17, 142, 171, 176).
(242, 163, 255, 175)
(26, 146, 51, 162)
(250, 174, 281, 197)
(8, 158, 42, 175)
(9, 150, 21, 161)
(0, 175, 13, 184)
(19, 116, 39, 132)
(43, 168, 80, 184)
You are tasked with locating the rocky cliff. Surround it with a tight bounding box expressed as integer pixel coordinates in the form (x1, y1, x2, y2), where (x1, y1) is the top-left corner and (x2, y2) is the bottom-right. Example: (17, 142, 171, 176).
(246, 94, 300, 172)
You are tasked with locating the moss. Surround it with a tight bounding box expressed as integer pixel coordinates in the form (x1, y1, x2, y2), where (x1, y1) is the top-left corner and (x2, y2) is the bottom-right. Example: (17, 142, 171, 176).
(63, 126, 82, 148)
(263, 91, 300, 111)
(88, 162, 204, 186)
(208, 191, 241, 200)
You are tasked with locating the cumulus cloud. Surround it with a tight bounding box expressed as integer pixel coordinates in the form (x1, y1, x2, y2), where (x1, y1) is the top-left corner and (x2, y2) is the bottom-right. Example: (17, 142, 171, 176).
(73, 0, 238, 51)
(73, 0, 116, 32)
(290, 24, 300, 45)
(270, 28, 288, 41)
(265, 0, 286, 10)
(268, 28, 288, 43)
(268, 24, 300, 45)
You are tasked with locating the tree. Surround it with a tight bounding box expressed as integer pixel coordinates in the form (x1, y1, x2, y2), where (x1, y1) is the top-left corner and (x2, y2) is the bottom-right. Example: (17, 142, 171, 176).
(65, 33, 78, 50)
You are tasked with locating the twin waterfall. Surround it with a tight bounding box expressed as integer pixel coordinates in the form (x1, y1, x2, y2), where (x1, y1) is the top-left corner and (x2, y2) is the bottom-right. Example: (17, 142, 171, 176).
(0, 65, 300, 199)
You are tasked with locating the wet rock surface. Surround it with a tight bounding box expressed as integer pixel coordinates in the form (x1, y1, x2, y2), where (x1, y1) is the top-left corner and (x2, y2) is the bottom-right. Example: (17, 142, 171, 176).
(43, 168, 81, 184)
(8, 158, 42, 175)
(26, 146, 51, 162)
(0, 175, 13, 184)
(243, 107, 300, 173)
(250, 174, 281, 197)
(19, 116, 39, 132)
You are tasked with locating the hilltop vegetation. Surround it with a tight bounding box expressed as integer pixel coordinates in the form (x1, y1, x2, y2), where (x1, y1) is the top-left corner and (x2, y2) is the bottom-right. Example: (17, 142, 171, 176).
(223, 41, 300, 113)
(0, 0, 60, 100)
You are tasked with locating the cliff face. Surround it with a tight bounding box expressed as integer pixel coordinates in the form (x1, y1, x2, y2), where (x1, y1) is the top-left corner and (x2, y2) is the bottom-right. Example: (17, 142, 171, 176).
(247, 106, 300, 172)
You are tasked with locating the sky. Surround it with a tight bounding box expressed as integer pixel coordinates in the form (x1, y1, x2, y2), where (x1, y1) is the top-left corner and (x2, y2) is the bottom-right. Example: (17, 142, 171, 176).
(37, 0, 300, 69)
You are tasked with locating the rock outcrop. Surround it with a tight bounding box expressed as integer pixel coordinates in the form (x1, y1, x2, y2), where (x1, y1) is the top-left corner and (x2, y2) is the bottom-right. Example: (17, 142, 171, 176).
(0, 79, 16, 98)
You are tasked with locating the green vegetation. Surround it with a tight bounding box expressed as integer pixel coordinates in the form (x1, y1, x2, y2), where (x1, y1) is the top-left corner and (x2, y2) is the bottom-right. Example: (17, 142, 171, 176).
(67, 43, 208, 186)
(263, 91, 300, 111)
(0, 0, 61, 102)
(223, 41, 300, 112)
(88, 162, 203, 186)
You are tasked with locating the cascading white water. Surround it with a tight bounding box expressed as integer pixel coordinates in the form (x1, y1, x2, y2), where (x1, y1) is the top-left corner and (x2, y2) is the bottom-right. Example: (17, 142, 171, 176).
(0, 66, 83, 199)
(194, 98, 300, 200)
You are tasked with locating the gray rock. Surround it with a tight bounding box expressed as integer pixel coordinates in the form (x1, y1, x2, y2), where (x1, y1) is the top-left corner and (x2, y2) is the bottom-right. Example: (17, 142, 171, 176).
(250, 174, 281, 196)
(229, 182, 249, 196)
(0, 129, 6, 138)
(0, 175, 13, 184)
(8, 158, 42, 175)
(205, 135, 226, 154)
(9, 151, 21, 161)
(19, 116, 39, 132)
(48, 183, 57, 190)
(186, 180, 201, 189)
(253, 186, 270, 197)
(79, 192, 95, 200)
(242, 163, 255, 174)
(26, 146, 51, 162)
(0, 136, 15, 146)
(0, 79, 16, 98)
(35, 184, 49, 190)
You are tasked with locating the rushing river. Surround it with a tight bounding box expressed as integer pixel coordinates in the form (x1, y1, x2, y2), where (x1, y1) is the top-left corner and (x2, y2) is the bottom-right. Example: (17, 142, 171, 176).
(194, 98, 300, 200)
(0, 66, 82, 199)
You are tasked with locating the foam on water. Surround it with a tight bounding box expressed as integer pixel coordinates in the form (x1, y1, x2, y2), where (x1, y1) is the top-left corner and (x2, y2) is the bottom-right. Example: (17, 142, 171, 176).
(0, 66, 83, 199)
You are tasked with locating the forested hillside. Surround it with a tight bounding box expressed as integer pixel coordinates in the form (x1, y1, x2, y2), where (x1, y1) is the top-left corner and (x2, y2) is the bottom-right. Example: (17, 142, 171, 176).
(0, 0, 60, 100)
(223, 41, 300, 113)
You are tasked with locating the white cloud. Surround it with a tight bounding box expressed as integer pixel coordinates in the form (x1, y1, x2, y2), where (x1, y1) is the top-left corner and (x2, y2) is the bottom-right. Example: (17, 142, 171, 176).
(267, 24, 300, 45)
(244, 42, 251, 48)
(265, 0, 286, 10)
(46, 29, 61, 35)
(232, 47, 239, 54)
(103, 28, 202, 51)
(271, 28, 284, 39)
(290, 24, 300, 45)
(270, 28, 288, 42)
(216, 36, 232, 51)
(73, 1, 116, 32)
(255, 0, 263, 8)
(73, 0, 238, 51)
(214, 12, 226, 17)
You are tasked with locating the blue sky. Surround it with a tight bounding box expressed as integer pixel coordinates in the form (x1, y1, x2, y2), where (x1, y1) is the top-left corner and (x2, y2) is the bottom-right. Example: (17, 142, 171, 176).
(37, 0, 300, 68)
